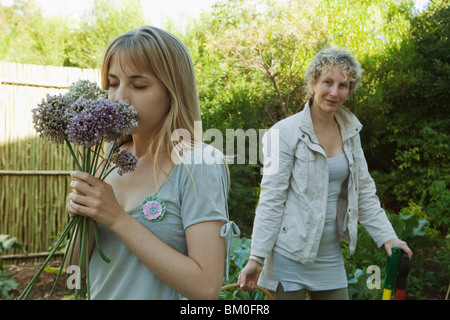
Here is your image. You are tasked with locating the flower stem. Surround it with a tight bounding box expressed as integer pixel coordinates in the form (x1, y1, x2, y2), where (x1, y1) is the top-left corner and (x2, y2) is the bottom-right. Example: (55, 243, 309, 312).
(93, 221, 111, 263)
(18, 217, 78, 300)
(65, 216, 81, 295)
(49, 216, 78, 296)
(65, 140, 82, 171)
(74, 217, 85, 300)
(98, 139, 117, 179)
(91, 138, 103, 175)
(84, 218, 91, 300)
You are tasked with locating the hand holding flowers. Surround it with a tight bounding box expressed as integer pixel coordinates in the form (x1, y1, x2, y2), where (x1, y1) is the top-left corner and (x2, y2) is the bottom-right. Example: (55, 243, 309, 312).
(67, 171, 126, 231)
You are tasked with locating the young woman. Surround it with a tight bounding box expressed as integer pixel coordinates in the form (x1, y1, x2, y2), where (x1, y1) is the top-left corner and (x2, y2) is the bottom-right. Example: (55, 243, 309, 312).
(66, 26, 237, 300)
(238, 48, 412, 300)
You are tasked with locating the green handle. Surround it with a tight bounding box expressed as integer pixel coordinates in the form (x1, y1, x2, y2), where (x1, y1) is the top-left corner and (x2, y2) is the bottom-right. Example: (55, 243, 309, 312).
(384, 247, 402, 290)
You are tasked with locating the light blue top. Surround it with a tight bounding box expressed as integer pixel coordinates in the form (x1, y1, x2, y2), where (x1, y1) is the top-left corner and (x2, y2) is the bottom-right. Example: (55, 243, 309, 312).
(88, 148, 234, 300)
(261, 153, 350, 292)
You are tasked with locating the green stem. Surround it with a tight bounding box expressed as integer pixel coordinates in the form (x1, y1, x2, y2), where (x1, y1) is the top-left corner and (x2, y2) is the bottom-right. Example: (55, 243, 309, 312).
(91, 138, 103, 175)
(18, 217, 77, 300)
(81, 147, 86, 172)
(99, 139, 117, 180)
(65, 140, 82, 171)
(85, 218, 91, 300)
(75, 216, 88, 300)
(86, 146, 91, 174)
(93, 221, 110, 263)
(49, 217, 78, 296)
(65, 216, 81, 296)
(99, 165, 116, 181)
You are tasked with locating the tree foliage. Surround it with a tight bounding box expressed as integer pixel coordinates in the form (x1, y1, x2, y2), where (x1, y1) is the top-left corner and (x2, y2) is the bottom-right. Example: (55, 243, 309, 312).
(365, 0, 450, 233)
(0, 0, 145, 67)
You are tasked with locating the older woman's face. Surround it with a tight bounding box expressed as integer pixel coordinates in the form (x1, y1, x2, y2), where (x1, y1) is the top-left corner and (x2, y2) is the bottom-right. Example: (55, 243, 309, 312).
(312, 65, 350, 114)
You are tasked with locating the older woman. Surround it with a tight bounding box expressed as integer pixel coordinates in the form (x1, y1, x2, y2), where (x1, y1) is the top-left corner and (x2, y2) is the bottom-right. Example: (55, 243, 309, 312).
(238, 48, 412, 300)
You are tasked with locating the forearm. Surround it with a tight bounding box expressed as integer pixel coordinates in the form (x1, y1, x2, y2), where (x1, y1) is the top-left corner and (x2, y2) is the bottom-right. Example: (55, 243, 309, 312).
(110, 214, 225, 300)
(356, 149, 397, 246)
(251, 204, 284, 258)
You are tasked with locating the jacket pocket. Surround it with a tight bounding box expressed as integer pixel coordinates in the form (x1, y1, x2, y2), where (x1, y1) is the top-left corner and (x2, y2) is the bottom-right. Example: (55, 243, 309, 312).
(292, 143, 315, 193)
(277, 211, 307, 256)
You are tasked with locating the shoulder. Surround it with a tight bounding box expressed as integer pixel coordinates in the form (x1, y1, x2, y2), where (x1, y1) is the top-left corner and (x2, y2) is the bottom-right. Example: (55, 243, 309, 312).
(173, 145, 230, 225)
(177, 143, 226, 168)
(336, 107, 363, 133)
(271, 111, 302, 131)
(262, 111, 303, 154)
(265, 111, 302, 141)
(173, 143, 228, 185)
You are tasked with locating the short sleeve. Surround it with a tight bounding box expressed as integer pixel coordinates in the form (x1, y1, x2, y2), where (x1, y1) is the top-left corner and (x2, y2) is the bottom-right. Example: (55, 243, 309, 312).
(179, 149, 229, 229)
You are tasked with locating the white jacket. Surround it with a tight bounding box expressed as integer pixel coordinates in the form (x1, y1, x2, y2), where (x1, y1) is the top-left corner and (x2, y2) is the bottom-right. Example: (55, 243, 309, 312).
(251, 102, 397, 264)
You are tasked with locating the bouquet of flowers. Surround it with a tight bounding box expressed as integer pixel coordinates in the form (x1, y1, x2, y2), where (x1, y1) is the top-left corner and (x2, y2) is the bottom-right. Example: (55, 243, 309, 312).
(18, 80, 138, 300)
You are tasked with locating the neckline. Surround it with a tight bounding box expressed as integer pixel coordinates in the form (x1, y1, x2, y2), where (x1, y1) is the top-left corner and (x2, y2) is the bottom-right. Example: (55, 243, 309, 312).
(126, 164, 179, 213)
(327, 152, 345, 160)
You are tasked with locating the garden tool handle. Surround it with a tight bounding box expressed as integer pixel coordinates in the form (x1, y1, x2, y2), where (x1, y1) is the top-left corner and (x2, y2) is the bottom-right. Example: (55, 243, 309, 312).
(382, 247, 402, 300)
(395, 251, 410, 300)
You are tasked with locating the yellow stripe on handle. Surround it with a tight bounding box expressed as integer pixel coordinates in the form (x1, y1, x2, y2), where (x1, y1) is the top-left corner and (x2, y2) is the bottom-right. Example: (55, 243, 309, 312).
(382, 289, 392, 300)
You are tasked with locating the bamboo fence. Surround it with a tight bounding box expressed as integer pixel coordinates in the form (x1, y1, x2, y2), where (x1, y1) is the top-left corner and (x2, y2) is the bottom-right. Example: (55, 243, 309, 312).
(0, 61, 101, 263)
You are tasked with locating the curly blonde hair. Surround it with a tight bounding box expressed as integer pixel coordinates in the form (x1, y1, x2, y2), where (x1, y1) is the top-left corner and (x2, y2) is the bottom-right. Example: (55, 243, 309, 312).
(304, 48, 362, 98)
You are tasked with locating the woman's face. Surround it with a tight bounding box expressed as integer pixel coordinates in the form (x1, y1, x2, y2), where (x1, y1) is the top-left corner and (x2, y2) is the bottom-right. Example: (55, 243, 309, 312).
(312, 65, 350, 114)
(107, 55, 170, 136)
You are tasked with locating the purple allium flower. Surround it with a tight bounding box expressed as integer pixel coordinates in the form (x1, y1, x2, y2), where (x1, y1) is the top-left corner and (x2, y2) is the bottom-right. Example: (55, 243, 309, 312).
(91, 99, 138, 142)
(32, 94, 75, 144)
(68, 111, 103, 147)
(67, 98, 137, 146)
(33, 81, 138, 179)
(111, 149, 138, 176)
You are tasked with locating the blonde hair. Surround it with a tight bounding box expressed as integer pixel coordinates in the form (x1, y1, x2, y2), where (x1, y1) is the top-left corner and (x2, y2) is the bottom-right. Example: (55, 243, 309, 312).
(101, 26, 202, 164)
(304, 47, 362, 98)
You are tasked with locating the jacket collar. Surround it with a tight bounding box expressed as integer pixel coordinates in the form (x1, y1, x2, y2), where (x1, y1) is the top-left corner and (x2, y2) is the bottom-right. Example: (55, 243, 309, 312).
(298, 100, 363, 143)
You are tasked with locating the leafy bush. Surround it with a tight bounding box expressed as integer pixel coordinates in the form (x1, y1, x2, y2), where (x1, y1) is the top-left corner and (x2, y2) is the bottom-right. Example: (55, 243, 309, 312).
(344, 210, 446, 300)
(0, 235, 27, 298)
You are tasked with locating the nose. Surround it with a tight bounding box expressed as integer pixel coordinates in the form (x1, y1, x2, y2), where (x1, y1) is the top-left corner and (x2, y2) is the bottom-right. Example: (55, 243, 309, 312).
(111, 84, 127, 103)
(329, 85, 338, 97)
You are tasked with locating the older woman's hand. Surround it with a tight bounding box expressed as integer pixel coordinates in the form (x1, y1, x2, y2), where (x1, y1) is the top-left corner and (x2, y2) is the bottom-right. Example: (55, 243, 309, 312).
(384, 238, 413, 259)
(238, 259, 264, 292)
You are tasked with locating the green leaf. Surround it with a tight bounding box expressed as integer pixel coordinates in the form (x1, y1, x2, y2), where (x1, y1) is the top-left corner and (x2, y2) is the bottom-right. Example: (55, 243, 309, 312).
(0, 235, 27, 254)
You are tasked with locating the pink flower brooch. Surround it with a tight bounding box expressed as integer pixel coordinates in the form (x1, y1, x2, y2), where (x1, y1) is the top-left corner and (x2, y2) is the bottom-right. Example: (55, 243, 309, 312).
(141, 196, 166, 222)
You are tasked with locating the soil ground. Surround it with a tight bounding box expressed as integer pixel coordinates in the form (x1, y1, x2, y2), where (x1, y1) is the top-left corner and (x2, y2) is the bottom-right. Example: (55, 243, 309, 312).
(3, 261, 72, 300)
